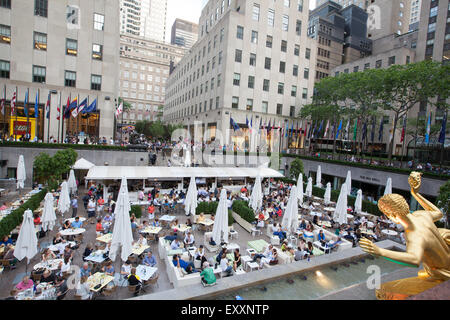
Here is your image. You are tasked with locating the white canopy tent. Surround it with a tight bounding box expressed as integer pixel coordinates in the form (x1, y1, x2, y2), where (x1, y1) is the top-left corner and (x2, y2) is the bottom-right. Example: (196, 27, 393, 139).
(68, 169, 77, 195)
(14, 209, 38, 265)
(73, 158, 95, 170)
(345, 170, 352, 195)
(41, 192, 57, 232)
(281, 186, 299, 234)
(355, 189, 363, 214)
(57, 181, 71, 215)
(305, 177, 313, 198)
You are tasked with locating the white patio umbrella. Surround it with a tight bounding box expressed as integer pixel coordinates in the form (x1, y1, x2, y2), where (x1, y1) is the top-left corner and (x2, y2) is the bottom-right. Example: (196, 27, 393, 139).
(249, 173, 263, 212)
(384, 177, 392, 196)
(333, 183, 348, 225)
(41, 192, 57, 232)
(57, 181, 71, 215)
(296, 173, 304, 206)
(184, 176, 198, 216)
(16, 155, 26, 190)
(281, 186, 299, 234)
(211, 189, 229, 245)
(184, 145, 191, 167)
(316, 165, 322, 188)
(109, 177, 134, 262)
(324, 182, 331, 205)
(305, 177, 313, 198)
(345, 170, 352, 195)
(355, 189, 363, 214)
(14, 209, 38, 268)
(68, 169, 77, 195)
(103, 184, 108, 201)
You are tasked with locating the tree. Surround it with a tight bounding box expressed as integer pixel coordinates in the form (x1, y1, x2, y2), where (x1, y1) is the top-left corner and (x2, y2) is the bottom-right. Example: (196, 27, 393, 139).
(436, 180, 450, 228)
(33, 148, 78, 185)
(118, 97, 132, 112)
(289, 158, 304, 181)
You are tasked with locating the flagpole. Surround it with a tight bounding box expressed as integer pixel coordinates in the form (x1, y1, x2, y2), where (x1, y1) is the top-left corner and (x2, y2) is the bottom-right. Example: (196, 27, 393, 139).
(36, 88, 40, 141)
(96, 95, 99, 142)
(400, 116, 407, 168)
(440, 110, 447, 169)
(57, 92, 61, 143)
(2, 84, 5, 140)
(47, 91, 51, 143)
(14, 86, 17, 142)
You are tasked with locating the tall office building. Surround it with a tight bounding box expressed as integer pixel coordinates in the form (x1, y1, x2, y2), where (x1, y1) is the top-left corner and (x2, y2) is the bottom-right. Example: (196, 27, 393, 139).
(119, 34, 187, 124)
(171, 19, 199, 49)
(409, 0, 421, 31)
(366, 0, 412, 40)
(316, 0, 368, 10)
(120, 0, 168, 42)
(0, 0, 120, 141)
(164, 0, 316, 151)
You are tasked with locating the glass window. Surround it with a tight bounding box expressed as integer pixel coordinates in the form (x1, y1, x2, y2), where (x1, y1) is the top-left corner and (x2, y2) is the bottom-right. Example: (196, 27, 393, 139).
(281, 40, 287, 52)
(236, 25, 244, 39)
(263, 79, 270, 91)
(91, 74, 102, 91)
(297, 0, 303, 12)
(388, 56, 396, 65)
(252, 3, 260, 21)
(249, 53, 257, 66)
(304, 68, 309, 79)
(94, 13, 105, 31)
(0, 24, 11, 44)
(262, 101, 268, 113)
(232, 96, 239, 109)
(294, 44, 300, 56)
(305, 48, 311, 59)
(246, 99, 253, 111)
(276, 104, 283, 115)
(233, 73, 240, 86)
(284, 0, 290, 7)
(376, 60, 382, 68)
(302, 88, 308, 99)
(278, 82, 284, 94)
(65, 70, 76, 87)
(264, 57, 271, 70)
(279, 61, 286, 73)
(251, 30, 258, 43)
(430, 6, 438, 17)
(291, 85, 297, 97)
(296, 20, 302, 36)
(34, 32, 47, 51)
(235, 49, 242, 63)
(282, 15, 289, 31)
(0, 0, 11, 9)
(217, 73, 221, 87)
(268, 9, 275, 27)
(33, 65, 46, 83)
(66, 39, 77, 56)
(0, 60, 10, 79)
(266, 35, 273, 48)
(34, 0, 48, 17)
(293, 65, 298, 76)
(248, 76, 255, 89)
(92, 44, 103, 60)
(290, 106, 295, 117)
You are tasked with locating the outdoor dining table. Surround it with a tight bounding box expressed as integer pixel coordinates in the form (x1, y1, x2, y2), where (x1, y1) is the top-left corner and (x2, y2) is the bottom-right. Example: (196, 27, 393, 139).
(132, 243, 150, 256)
(136, 265, 158, 281)
(87, 272, 115, 293)
(85, 250, 107, 264)
(15, 284, 57, 300)
(159, 215, 176, 227)
(198, 219, 214, 226)
(360, 229, 375, 236)
(303, 231, 314, 241)
(312, 202, 321, 207)
(310, 211, 322, 218)
(96, 233, 113, 243)
(382, 229, 398, 236)
(48, 241, 76, 252)
(323, 207, 335, 212)
(317, 220, 332, 228)
(34, 259, 63, 271)
(60, 228, 86, 237)
(140, 226, 162, 234)
(172, 224, 191, 233)
(347, 214, 354, 219)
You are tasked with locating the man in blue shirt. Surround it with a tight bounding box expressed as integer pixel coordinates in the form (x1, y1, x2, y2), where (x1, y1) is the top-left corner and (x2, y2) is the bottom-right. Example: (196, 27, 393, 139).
(170, 239, 181, 250)
(71, 196, 78, 218)
(143, 251, 157, 267)
(80, 262, 91, 278)
(71, 217, 83, 229)
(172, 254, 196, 273)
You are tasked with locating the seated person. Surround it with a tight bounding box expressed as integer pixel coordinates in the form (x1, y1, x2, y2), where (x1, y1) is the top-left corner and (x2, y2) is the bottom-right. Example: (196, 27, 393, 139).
(102, 261, 115, 276)
(62, 220, 71, 230)
(63, 246, 73, 261)
(259, 249, 273, 268)
(0, 235, 13, 246)
(52, 233, 63, 245)
(194, 245, 207, 267)
(95, 218, 105, 234)
(200, 262, 216, 286)
(197, 213, 206, 223)
(152, 218, 161, 227)
(269, 248, 279, 265)
(326, 237, 342, 251)
(82, 243, 93, 261)
(55, 279, 69, 300)
(183, 232, 195, 247)
(134, 234, 147, 247)
(76, 276, 92, 300)
(233, 249, 241, 271)
(42, 248, 57, 261)
(170, 238, 182, 250)
(40, 269, 56, 284)
(80, 262, 91, 278)
(272, 223, 287, 240)
(172, 254, 197, 273)
(15, 275, 34, 291)
(71, 217, 83, 229)
(318, 229, 326, 246)
(143, 251, 157, 267)
(127, 267, 142, 296)
(185, 218, 193, 228)
(2, 244, 17, 264)
(252, 244, 273, 263)
(58, 256, 71, 278)
(220, 255, 233, 277)
(121, 260, 132, 279)
(294, 246, 307, 261)
(305, 242, 314, 257)
(299, 219, 307, 230)
(216, 248, 228, 265)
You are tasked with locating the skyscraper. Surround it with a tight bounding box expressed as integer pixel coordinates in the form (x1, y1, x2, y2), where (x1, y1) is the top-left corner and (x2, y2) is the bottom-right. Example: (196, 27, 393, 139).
(171, 19, 199, 49)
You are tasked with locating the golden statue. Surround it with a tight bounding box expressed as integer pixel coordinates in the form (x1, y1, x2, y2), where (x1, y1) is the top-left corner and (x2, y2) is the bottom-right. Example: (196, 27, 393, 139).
(359, 172, 450, 300)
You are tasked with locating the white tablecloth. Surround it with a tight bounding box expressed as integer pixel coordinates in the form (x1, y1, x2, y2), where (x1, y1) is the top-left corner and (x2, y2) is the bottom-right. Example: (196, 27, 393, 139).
(136, 265, 158, 281)
(60, 228, 86, 236)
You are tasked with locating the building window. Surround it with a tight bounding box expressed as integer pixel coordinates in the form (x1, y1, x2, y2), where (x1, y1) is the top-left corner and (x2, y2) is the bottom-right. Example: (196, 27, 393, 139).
(281, 40, 287, 52)
(218, 51, 223, 64)
(248, 76, 255, 89)
(65, 70, 76, 87)
(34, 0, 48, 17)
(376, 60, 382, 68)
(268, 9, 275, 27)
(364, 63, 370, 70)
(66, 38, 77, 56)
(262, 101, 268, 113)
(216, 96, 220, 109)
(246, 99, 253, 111)
(94, 13, 105, 31)
(276, 104, 283, 115)
(0, 60, 10, 79)
(251, 30, 258, 44)
(232, 96, 239, 109)
(430, 6, 438, 18)
(304, 68, 309, 79)
(279, 61, 286, 73)
(406, 56, 411, 64)
(290, 106, 295, 117)
(252, 3, 260, 21)
(91, 74, 102, 91)
(294, 44, 300, 56)
(293, 65, 298, 76)
(282, 15, 289, 31)
(249, 53, 256, 66)
(284, 0, 290, 7)
(388, 56, 396, 65)
(302, 88, 308, 99)
(278, 82, 284, 94)
(233, 73, 240, 86)
(264, 57, 271, 70)
(33, 65, 46, 83)
(305, 48, 311, 59)
(236, 25, 244, 39)
(34, 32, 47, 51)
(263, 79, 270, 91)
(297, 0, 303, 12)
(0, 0, 11, 9)
(296, 20, 302, 36)
(217, 73, 221, 87)
(0, 24, 11, 44)
(235, 49, 242, 63)
(92, 44, 103, 60)
(291, 85, 297, 97)
(266, 35, 273, 48)
(353, 66, 359, 73)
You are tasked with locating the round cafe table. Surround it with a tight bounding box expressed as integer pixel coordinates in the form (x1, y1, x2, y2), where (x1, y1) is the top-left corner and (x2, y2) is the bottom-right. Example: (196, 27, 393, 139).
(347, 214, 354, 219)
(310, 212, 322, 218)
(382, 229, 398, 236)
(60, 228, 86, 236)
(324, 207, 335, 212)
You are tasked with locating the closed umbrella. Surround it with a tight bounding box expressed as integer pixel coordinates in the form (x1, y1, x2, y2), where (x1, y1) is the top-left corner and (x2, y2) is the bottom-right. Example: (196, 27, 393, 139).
(249, 173, 263, 212)
(296, 173, 304, 206)
(184, 176, 198, 216)
(324, 182, 331, 205)
(16, 155, 26, 190)
(281, 186, 299, 235)
(68, 169, 77, 195)
(384, 177, 392, 196)
(109, 177, 134, 262)
(345, 170, 352, 195)
(14, 209, 38, 268)
(57, 181, 71, 215)
(212, 189, 229, 245)
(355, 189, 363, 214)
(41, 192, 56, 232)
(316, 165, 322, 188)
(184, 145, 191, 167)
(333, 183, 348, 225)
(305, 177, 313, 198)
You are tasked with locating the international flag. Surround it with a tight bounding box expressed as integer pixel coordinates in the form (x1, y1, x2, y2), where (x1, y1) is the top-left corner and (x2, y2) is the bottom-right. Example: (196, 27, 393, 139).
(362, 121, 367, 142)
(307, 121, 313, 138)
(72, 98, 87, 118)
(335, 120, 343, 140)
(24, 90, 29, 117)
(344, 119, 350, 140)
(290, 122, 294, 138)
(246, 115, 249, 128)
(400, 116, 407, 143)
(45, 92, 50, 119)
(64, 97, 77, 119)
(267, 119, 271, 134)
(259, 118, 262, 134)
(438, 112, 447, 144)
(0, 97, 4, 116)
(115, 102, 123, 120)
(285, 121, 289, 137)
(318, 120, 323, 137)
(34, 91, 39, 118)
(353, 119, 358, 141)
(304, 122, 308, 137)
(378, 117, 384, 142)
(11, 91, 16, 116)
(425, 112, 431, 144)
(56, 100, 61, 121)
(371, 117, 376, 143)
(83, 99, 97, 114)
(324, 120, 329, 138)
(250, 116, 253, 134)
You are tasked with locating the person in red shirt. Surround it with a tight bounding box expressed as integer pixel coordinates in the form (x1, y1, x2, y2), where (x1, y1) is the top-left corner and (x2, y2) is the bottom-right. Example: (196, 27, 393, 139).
(33, 213, 41, 226)
(96, 218, 104, 234)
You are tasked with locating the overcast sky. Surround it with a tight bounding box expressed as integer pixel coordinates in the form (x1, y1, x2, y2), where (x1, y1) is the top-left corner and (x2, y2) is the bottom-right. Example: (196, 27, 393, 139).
(165, 0, 316, 43)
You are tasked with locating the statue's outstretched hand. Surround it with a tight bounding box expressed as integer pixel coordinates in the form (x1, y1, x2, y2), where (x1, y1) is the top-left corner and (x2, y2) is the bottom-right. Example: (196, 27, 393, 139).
(359, 237, 381, 256)
(408, 172, 422, 193)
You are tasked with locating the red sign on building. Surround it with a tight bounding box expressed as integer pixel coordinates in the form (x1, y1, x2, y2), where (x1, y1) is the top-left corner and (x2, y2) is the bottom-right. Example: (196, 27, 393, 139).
(13, 121, 31, 135)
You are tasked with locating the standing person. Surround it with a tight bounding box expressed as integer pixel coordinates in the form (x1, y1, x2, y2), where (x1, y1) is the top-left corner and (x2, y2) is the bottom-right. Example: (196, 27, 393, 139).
(71, 196, 78, 218)
(87, 197, 96, 224)
(97, 196, 105, 216)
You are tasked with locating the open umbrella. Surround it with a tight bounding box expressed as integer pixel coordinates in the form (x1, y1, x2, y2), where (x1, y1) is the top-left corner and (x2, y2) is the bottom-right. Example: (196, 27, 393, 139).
(384, 177, 392, 196)
(281, 186, 299, 235)
(296, 173, 304, 206)
(68, 169, 77, 195)
(345, 170, 352, 195)
(184, 176, 198, 216)
(41, 192, 56, 232)
(355, 189, 363, 214)
(109, 177, 134, 262)
(57, 181, 71, 215)
(249, 173, 263, 212)
(305, 177, 313, 198)
(316, 165, 322, 188)
(324, 182, 331, 205)
(16, 155, 26, 190)
(333, 183, 348, 225)
(14, 209, 38, 269)
(212, 189, 229, 245)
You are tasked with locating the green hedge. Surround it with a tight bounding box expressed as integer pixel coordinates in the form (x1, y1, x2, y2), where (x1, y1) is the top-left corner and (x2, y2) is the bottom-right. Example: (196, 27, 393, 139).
(0, 141, 127, 151)
(194, 201, 233, 226)
(232, 200, 255, 224)
(130, 205, 143, 219)
(0, 188, 48, 238)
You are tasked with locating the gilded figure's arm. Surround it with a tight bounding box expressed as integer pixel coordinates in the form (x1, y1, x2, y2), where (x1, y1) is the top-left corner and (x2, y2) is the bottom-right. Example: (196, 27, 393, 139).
(409, 172, 442, 222)
(359, 238, 423, 267)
